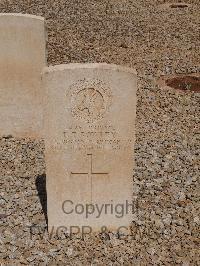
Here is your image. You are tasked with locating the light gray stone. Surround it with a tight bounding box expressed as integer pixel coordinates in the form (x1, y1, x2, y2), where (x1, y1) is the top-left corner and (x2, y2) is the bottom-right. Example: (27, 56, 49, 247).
(43, 63, 137, 232)
(0, 13, 46, 138)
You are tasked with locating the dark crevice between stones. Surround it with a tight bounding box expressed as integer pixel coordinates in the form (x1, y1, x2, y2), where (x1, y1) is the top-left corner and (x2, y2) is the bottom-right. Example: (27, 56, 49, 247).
(169, 3, 189, 8)
(36, 174, 48, 225)
(165, 75, 200, 92)
(2, 135, 13, 139)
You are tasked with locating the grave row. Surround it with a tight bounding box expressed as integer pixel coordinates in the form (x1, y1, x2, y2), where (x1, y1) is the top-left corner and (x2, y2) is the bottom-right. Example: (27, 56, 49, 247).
(0, 14, 137, 232)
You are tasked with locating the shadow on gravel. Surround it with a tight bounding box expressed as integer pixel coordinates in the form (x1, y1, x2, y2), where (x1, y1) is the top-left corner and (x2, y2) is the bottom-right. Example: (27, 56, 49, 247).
(36, 174, 48, 224)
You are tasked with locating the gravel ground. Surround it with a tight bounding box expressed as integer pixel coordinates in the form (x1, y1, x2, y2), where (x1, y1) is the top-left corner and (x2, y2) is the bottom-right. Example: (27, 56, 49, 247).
(0, 0, 200, 265)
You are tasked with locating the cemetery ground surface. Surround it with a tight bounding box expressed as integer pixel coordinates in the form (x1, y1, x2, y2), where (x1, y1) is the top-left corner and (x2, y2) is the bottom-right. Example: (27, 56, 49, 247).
(0, 0, 199, 265)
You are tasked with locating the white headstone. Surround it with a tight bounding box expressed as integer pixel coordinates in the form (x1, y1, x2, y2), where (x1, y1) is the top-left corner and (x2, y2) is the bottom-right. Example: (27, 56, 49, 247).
(43, 63, 137, 233)
(0, 13, 46, 138)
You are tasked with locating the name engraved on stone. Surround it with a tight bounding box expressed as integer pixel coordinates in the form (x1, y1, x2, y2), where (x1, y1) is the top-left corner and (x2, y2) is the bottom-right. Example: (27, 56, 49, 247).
(49, 124, 134, 150)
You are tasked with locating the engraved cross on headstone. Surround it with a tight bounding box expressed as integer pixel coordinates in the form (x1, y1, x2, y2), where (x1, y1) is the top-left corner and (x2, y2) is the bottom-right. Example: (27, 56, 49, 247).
(71, 154, 109, 202)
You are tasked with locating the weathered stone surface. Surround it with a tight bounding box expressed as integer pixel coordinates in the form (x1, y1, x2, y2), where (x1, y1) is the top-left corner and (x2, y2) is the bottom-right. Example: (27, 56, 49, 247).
(0, 1, 199, 264)
(43, 63, 137, 231)
(0, 13, 46, 138)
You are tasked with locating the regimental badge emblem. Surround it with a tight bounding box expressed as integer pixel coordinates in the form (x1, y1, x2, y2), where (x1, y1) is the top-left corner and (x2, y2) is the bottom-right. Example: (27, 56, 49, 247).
(70, 79, 112, 123)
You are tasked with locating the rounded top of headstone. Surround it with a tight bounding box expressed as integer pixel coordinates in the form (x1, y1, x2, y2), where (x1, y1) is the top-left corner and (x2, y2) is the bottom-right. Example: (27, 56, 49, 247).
(43, 63, 137, 76)
(0, 13, 44, 21)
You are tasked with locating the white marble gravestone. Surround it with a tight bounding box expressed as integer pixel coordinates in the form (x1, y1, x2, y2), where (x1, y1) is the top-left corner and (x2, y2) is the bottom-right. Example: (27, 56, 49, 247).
(43, 63, 137, 232)
(0, 13, 46, 138)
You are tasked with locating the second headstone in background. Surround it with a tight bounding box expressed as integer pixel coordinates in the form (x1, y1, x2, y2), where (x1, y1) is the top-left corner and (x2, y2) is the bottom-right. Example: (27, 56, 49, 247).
(0, 13, 46, 138)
